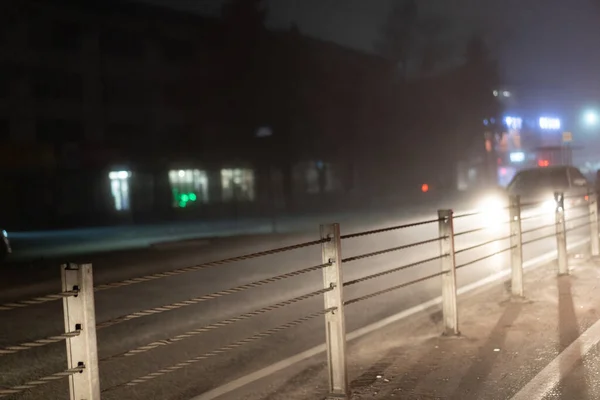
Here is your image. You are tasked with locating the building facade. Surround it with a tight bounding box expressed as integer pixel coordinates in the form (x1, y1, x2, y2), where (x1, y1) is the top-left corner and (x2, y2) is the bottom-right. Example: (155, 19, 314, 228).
(0, 0, 392, 230)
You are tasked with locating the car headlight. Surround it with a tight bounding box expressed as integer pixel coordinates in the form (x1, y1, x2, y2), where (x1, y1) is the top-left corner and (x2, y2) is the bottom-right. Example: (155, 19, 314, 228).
(541, 199, 557, 213)
(477, 196, 504, 213)
(1, 230, 6, 238)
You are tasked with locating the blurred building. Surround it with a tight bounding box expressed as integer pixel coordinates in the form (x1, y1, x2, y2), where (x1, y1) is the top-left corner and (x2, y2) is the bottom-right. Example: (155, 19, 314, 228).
(0, 0, 391, 230)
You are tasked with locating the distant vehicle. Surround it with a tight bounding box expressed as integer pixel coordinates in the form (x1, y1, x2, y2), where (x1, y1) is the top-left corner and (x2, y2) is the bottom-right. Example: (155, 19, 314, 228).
(506, 165, 590, 210)
(0, 229, 11, 260)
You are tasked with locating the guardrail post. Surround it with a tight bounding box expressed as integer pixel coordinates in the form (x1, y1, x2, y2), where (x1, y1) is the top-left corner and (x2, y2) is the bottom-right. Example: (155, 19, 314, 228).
(509, 195, 524, 297)
(555, 192, 568, 275)
(320, 224, 349, 399)
(61, 263, 100, 400)
(589, 192, 600, 257)
(438, 210, 459, 336)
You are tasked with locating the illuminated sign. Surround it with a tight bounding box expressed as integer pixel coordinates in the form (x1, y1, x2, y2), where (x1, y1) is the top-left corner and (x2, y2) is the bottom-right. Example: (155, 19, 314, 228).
(504, 116, 522, 130)
(539, 117, 561, 130)
(509, 152, 525, 163)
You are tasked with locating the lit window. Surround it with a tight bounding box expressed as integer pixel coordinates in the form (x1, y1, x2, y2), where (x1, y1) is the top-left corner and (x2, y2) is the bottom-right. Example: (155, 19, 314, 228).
(169, 169, 209, 208)
(221, 169, 255, 202)
(108, 170, 131, 211)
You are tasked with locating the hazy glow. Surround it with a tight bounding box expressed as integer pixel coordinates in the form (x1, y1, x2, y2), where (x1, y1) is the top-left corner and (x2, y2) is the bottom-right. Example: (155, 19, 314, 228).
(505, 116, 522, 130)
(109, 170, 130, 180)
(109, 170, 131, 211)
(539, 117, 561, 130)
(584, 110, 598, 126)
(510, 152, 525, 163)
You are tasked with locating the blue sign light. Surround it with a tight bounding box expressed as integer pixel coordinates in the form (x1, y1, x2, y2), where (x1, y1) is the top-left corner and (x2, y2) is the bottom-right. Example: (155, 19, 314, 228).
(504, 116, 522, 130)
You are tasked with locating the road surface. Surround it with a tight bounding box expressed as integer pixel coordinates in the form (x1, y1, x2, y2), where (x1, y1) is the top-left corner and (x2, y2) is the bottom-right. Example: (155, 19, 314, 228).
(0, 204, 592, 400)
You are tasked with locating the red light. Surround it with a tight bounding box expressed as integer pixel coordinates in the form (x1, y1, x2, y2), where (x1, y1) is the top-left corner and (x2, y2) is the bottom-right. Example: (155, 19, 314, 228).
(538, 159, 550, 167)
(421, 183, 429, 193)
(585, 195, 589, 201)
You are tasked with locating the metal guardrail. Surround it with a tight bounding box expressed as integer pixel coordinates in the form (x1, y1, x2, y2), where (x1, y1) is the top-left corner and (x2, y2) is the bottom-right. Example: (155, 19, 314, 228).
(1, 191, 599, 399)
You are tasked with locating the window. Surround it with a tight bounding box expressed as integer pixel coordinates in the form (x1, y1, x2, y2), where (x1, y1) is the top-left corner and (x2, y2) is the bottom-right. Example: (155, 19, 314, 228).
(221, 168, 255, 202)
(169, 169, 209, 208)
(508, 168, 570, 194)
(32, 68, 82, 101)
(569, 168, 588, 187)
(109, 170, 131, 211)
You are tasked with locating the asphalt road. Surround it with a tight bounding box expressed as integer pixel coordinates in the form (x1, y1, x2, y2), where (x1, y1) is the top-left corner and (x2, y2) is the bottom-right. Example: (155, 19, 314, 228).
(0, 205, 593, 400)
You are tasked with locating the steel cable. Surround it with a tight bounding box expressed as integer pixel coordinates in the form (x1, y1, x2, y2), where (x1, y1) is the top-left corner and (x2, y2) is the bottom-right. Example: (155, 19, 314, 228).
(522, 222, 556, 235)
(452, 211, 482, 219)
(0, 330, 81, 356)
(342, 237, 444, 263)
(0, 240, 327, 312)
(455, 235, 514, 255)
(0, 365, 84, 398)
(100, 287, 333, 361)
(455, 246, 515, 270)
(0, 290, 79, 312)
(566, 221, 593, 232)
(454, 227, 488, 237)
(565, 213, 592, 223)
(102, 307, 335, 391)
(520, 212, 549, 222)
(93, 238, 328, 292)
(340, 218, 441, 239)
(522, 232, 558, 246)
(344, 271, 447, 306)
(95, 262, 330, 330)
(344, 255, 445, 287)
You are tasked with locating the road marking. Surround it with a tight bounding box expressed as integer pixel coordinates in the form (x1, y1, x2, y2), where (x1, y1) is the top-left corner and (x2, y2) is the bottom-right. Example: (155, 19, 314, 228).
(510, 310, 600, 400)
(190, 238, 590, 400)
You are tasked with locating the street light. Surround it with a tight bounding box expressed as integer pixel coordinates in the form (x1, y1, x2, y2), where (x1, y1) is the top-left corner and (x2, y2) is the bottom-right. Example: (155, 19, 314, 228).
(583, 110, 599, 127)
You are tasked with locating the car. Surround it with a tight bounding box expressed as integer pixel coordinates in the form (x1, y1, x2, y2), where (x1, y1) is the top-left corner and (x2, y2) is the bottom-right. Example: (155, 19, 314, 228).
(506, 165, 590, 211)
(0, 229, 11, 260)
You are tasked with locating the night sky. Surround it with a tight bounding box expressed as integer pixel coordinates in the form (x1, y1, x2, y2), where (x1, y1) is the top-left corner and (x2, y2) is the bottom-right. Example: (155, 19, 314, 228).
(135, 0, 600, 114)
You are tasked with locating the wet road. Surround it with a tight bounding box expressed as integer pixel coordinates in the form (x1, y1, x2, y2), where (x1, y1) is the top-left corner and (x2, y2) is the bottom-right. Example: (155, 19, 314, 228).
(0, 205, 592, 400)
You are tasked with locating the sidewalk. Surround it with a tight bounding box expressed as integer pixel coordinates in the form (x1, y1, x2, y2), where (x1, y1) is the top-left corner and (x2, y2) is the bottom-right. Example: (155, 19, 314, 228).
(248, 249, 600, 400)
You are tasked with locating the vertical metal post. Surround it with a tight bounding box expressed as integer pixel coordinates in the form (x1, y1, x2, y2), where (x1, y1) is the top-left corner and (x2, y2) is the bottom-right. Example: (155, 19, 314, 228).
(61, 263, 100, 400)
(509, 196, 524, 297)
(320, 224, 349, 399)
(555, 192, 568, 275)
(438, 210, 459, 336)
(589, 192, 599, 257)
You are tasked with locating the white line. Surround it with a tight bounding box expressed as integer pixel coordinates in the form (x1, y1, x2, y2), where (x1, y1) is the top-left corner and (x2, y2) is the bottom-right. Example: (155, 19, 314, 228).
(510, 312, 600, 400)
(190, 238, 590, 400)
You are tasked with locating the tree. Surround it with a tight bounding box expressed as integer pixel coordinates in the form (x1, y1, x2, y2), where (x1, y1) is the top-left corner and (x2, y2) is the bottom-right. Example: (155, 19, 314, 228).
(453, 34, 503, 166)
(462, 34, 502, 122)
(375, 0, 418, 79)
(221, 0, 267, 34)
(376, 1, 452, 79)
